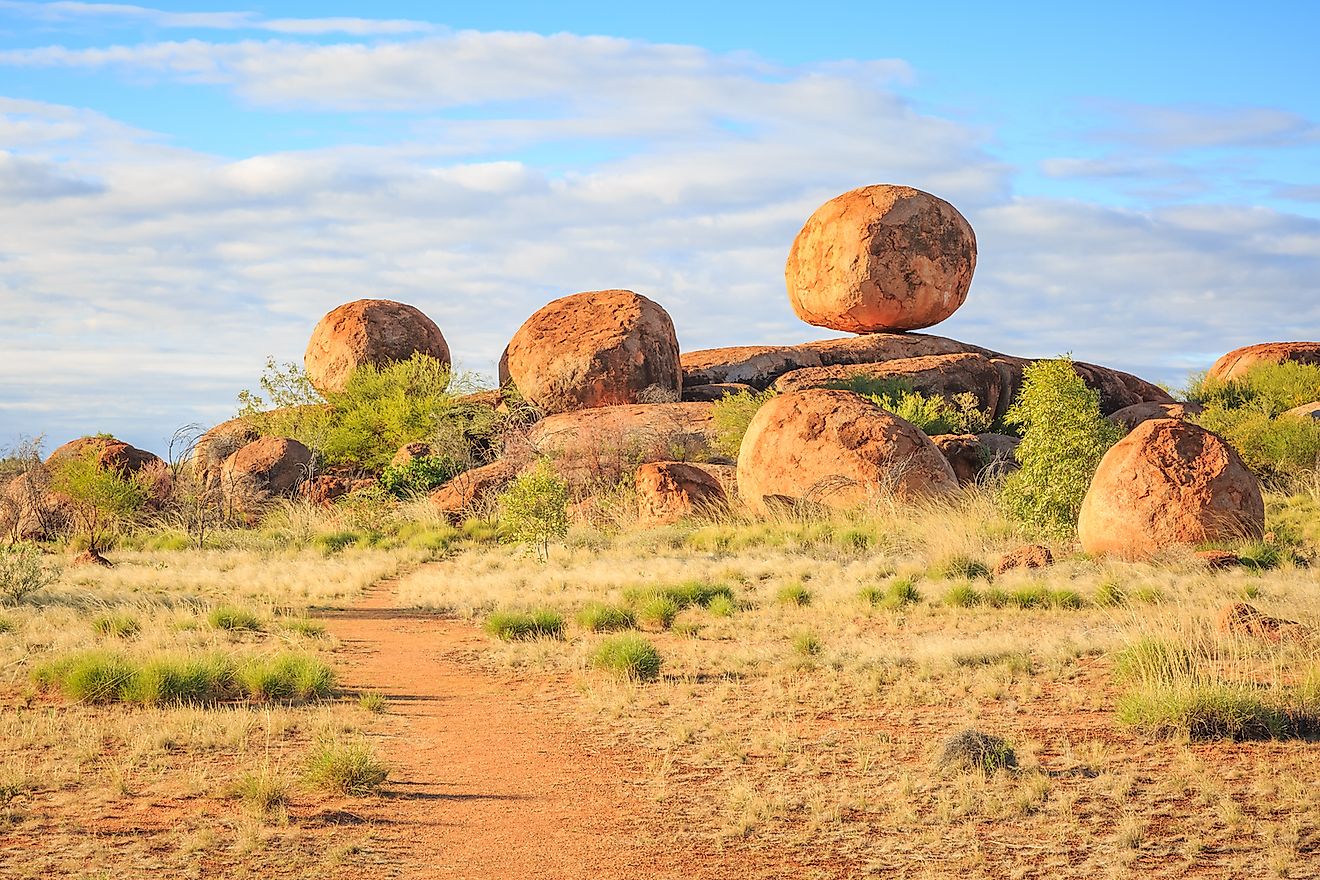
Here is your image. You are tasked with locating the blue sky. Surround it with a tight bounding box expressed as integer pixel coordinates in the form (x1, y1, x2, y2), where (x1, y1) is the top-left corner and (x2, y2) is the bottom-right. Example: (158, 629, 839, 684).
(0, 0, 1317, 452)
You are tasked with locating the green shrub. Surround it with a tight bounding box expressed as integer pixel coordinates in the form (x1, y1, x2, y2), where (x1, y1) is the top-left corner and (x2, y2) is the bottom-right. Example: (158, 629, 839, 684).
(125, 654, 236, 705)
(1236, 541, 1287, 571)
(92, 613, 140, 639)
(33, 651, 136, 704)
(637, 595, 679, 630)
(776, 582, 811, 606)
(825, 377, 993, 435)
(0, 544, 59, 606)
(237, 654, 335, 702)
(930, 555, 990, 581)
(1195, 406, 1320, 485)
(792, 631, 823, 657)
(304, 738, 389, 795)
(48, 449, 150, 555)
(313, 530, 363, 555)
(942, 583, 981, 608)
(208, 606, 262, 631)
(711, 389, 778, 459)
(1187, 362, 1320, 415)
(576, 603, 636, 633)
(498, 459, 569, 560)
(380, 455, 465, 499)
(1000, 357, 1123, 537)
(483, 609, 565, 641)
(706, 594, 737, 617)
(1116, 684, 1297, 740)
(591, 634, 662, 681)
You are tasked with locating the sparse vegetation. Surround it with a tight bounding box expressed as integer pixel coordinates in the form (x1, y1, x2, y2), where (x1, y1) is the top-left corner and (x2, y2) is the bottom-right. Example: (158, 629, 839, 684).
(591, 634, 662, 681)
(304, 738, 389, 795)
(0, 543, 59, 605)
(576, 602, 636, 633)
(498, 459, 570, 560)
(483, 609, 566, 641)
(825, 376, 993, 435)
(710, 388, 777, 458)
(208, 605, 262, 631)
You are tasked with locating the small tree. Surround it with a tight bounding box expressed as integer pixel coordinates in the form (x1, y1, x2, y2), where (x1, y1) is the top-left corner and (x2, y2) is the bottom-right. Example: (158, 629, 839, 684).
(49, 450, 150, 559)
(498, 459, 569, 561)
(165, 424, 225, 550)
(0, 543, 60, 605)
(1000, 357, 1123, 538)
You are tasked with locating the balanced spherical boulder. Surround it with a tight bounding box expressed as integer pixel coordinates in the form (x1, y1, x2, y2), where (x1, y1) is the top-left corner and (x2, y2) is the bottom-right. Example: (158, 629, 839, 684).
(785, 185, 976, 333)
(219, 437, 312, 502)
(304, 299, 450, 395)
(1078, 419, 1264, 560)
(503, 290, 681, 414)
(736, 389, 957, 513)
(635, 461, 727, 526)
(1208, 342, 1320, 382)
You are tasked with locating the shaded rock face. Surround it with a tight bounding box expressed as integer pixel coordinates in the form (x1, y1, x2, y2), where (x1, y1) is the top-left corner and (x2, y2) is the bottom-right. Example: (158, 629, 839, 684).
(1109, 402, 1202, 432)
(736, 389, 957, 514)
(1078, 419, 1264, 561)
(680, 332, 1172, 415)
(193, 418, 260, 490)
(429, 459, 520, 518)
(219, 437, 312, 503)
(994, 544, 1054, 577)
(298, 475, 375, 507)
(786, 185, 976, 333)
(634, 461, 728, 526)
(681, 383, 757, 402)
(931, 433, 1020, 486)
(773, 352, 1004, 422)
(1208, 342, 1320, 382)
(526, 402, 717, 491)
(304, 299, 450, 395)
(46, 436, 162, 477)
(1216, 602, 1308, 644)
(503, 289, 682, 415)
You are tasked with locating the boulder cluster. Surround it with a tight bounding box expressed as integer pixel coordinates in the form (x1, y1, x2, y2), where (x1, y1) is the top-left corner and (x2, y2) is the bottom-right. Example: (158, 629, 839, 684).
(25, 183, 1308, 562)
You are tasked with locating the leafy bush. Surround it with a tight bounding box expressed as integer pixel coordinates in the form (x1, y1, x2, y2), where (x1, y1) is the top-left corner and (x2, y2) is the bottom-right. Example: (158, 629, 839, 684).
(576, 603, 636, 633)
(483, 609, 565, 641)
(0, 544, 59, 606)
(379, 454, 465, 499)
(1194, 406, 1320, 486)
(304, 738, 389, 795)
(1186, 362, 1320, 416)
(49, 450, 150, 554)
(711, 388, 777, 458)
(825, 377, 993, 435)
(498, 459, 569, 560)
(591, 634, 662, 681)
(1000, 357, 1123, 537)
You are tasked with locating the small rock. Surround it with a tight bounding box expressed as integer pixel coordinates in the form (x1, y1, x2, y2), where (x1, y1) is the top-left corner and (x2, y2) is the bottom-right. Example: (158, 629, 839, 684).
(994, 544, 1054, 577)
(1216, 602, 1308, 643)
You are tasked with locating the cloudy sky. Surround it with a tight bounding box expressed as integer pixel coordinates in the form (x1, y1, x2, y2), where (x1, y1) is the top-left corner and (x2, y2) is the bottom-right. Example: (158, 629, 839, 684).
(1, 0, 1317, 453)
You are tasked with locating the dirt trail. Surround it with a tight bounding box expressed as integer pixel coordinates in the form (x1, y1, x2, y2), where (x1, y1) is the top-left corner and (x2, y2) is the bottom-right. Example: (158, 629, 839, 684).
(318, 575, 705, 880)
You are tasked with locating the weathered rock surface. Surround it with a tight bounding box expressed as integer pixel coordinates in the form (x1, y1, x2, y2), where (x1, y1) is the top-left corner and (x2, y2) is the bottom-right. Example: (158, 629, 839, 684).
(429, 459, 521, 517)
(1078, 419, 1265, 560)
(1208, 342, 1320, 382)
(680, 345, 823, 390)
(527, 402, 716, 489)
(994, 544, 1054, 577)
(503, 289, 681, 414)
(2, 471, 69, 541)
(681, 382, 757, 402)
(736, 389, 957, 513)
(931, 433, 1020, 486)
(298, 474, 375, 507)
(220, 437, 312, 502)
(1216, 602, 1308, 643)
(773, 352, 1003, 420)
(1109, 402, 1203, 432)
(304, 299, 450, 395)
(635, 461, 728, 526)
(390, 442, 434, 468)
(46, 436, 163, 477)
(193, 417, 260, 490)
(785, 185, 976, 333)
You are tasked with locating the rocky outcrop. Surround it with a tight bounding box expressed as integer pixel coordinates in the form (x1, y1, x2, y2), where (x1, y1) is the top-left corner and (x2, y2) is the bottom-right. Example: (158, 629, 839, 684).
(527, 402, 717, 490)
(1109, 401, 1202, 432)
(736, 389, 957, 513)
(298, 474, 375, 507)
(994, 544, 1054, 577)
(680, 345, 823, 390)
(634, 461, 728, 526)
(304, 299, 450, 395)
(502, 289, 682, 414)
(429, 459, 521, 518)
(219, 437, 312, 504)
(931, 433, 1020, 486)
(1078, 419, 1265, 560)
(785, 185, 976, 333)
(193, 417, 260, 490)
(1208, 342, 1320, 382)
(772, 352, 1003, 421)
(46, 436, 163, 477)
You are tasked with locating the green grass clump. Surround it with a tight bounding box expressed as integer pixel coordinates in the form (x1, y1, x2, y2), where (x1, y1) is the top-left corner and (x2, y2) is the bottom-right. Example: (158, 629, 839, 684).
(981, 587, 1010, 608)
(232, 769, 290, 814)
(92, 613, 140, 639)
(793, 632, 823, 657)
(1094, 579, 1127, 607)
(237, 654, 336, 702)
(1116, 684, 1300, 740)
(937, 729, 1018, 774)
(482, 609, 565, 641)
(1112, 637, 1196, 686)
(776, 582, 812, 606)
(637, 595, 679, 630)
(591, 634, 662, 682)
(1132, 586, 1165, 604)
(706, 594, 737, 617)
(125, 654, 236, 705)
(280, 618, 326, 638)
(208, 606, 262, 632)
(313, 531, 363, 555)
(942, 583, 981, 608)
(358, 691, 388, 714)
(32, 651, 136, 704)
(624, 580, 734, 610)
(1236, 541, 1287, 571)
(576, 603, 636, 633)
(304, 739, 389, 795)
(931, 555, 991, 582)
(0, 616, 14, 635)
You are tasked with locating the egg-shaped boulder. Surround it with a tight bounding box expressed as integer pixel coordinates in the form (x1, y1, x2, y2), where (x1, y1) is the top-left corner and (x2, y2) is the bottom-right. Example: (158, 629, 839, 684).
(785, 185, 976, 333)
(1078, 419, 1264, 560)
(304, 299, 450, 395)
(219, 437, 312, 502)
(736, 389, 957, 513)
(503, 290, 681, 414)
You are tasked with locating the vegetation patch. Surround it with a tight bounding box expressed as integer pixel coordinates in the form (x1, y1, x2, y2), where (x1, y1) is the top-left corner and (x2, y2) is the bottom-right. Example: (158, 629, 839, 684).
(208, 605, 263, 631)
(591, 634, 662, 681)
(936, 729, 1018, 774)
(483, 609, 566, 641)
(576, 602, 636, 633)
(304, 738, 389, 796)
(92, 612, 140, 639)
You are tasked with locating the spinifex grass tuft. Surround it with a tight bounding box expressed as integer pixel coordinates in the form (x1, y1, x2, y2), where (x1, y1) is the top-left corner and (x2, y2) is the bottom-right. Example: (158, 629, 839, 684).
(304, 738, 389, 795)
(482, 609, 565, 641)
(591, 634, 662, 682)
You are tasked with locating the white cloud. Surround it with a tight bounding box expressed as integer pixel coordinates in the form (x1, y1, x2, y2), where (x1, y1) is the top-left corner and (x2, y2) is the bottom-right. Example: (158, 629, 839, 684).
(1091, 102, 1320, 151)
(0, 1, 434, 35)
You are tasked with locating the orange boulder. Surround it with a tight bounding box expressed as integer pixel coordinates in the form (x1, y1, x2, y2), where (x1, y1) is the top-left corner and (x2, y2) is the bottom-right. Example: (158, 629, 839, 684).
(304, 299, 450, 395)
